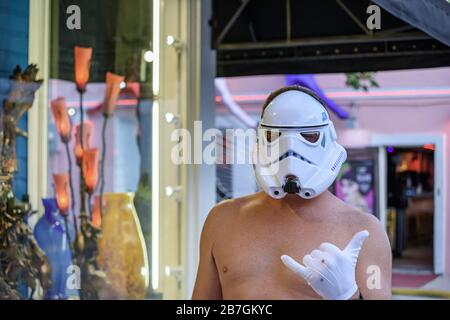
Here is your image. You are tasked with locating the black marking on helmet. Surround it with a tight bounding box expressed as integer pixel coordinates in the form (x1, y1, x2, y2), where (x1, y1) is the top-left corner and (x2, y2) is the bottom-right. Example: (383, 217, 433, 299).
(278, 150, 315, 165)
(260, 150, 316, 167)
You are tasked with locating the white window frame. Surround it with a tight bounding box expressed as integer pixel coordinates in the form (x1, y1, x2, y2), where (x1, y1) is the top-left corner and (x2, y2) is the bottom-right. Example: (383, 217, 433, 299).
(28, 0, 50, 219)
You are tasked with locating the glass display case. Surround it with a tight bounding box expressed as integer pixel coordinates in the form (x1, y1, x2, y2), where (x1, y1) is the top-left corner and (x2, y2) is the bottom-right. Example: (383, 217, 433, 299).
(44, 0, 155, 299)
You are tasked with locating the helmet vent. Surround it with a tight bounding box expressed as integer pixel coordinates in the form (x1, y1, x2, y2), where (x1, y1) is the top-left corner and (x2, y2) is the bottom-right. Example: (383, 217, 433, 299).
(321, 135, 326, 148)
(331, 151, 345, 171)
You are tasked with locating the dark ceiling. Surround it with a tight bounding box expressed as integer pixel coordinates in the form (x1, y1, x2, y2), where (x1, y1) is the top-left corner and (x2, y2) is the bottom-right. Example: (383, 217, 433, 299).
(51, 0, 152, 83)
(211, 0, 450, 77)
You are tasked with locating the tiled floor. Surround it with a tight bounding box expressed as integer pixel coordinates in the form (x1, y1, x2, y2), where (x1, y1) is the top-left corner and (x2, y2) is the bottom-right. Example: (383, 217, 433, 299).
(392, 274, 450, 299)
(422, 276, 450, 291)
(391, 244, 449, 299)
(393, 245, 433, 270)
(392, 273, 438, 288)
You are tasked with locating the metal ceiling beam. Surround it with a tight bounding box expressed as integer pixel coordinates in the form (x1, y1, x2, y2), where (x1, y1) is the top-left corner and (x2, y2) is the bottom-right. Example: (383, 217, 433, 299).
(286, 0, 291, 42)
(217, 32, 430, 51)
(216, 0, 252, 46)
(376, 25, 415, 37)
(219, 49, 450, 65)
(336, 0, 371, 35)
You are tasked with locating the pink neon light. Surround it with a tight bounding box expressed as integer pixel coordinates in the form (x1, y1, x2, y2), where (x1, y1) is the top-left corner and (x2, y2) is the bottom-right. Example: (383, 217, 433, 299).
(215, 94, 267, 103)
(215, 89, 450, 103)
(65, 99, 139, 108)
(327, 89, 450, 98)
(61, 89, 450, 107)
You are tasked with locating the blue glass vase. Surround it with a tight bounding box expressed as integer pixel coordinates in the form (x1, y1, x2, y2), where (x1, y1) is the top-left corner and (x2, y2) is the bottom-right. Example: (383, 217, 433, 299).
(34, 198, 78, 299)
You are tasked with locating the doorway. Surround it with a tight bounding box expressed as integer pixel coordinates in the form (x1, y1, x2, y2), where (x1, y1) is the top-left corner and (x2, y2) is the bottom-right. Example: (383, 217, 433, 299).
(373, 133, 445, 275)
(387, 146, 434, 272)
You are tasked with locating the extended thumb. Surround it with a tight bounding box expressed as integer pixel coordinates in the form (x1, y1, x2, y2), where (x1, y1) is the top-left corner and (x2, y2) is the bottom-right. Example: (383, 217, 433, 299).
(344, 230, 369, 257)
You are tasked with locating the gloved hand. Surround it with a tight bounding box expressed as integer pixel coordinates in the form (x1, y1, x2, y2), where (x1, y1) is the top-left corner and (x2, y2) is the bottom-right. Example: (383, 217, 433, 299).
(281, 230, 369, 300)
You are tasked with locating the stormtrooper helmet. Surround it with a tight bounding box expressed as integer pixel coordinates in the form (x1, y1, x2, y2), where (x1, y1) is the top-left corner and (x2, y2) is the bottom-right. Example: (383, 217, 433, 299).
(253, 86, 347, 199)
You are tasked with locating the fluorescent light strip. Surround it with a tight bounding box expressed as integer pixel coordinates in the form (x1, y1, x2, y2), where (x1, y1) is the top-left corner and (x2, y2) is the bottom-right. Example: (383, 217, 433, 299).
(151, 0, 160, 291)
(152, 0, 160, 97)
(152, 100, 160, 291)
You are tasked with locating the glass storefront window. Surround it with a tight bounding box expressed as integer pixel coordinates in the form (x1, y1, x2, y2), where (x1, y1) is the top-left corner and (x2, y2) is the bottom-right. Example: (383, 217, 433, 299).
(43, 0, 155, 299)
(214, 78, 259, 202)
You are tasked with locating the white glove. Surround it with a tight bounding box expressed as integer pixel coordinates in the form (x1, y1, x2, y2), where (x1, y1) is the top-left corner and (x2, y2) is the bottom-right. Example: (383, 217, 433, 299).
(281, 230, 369, 300)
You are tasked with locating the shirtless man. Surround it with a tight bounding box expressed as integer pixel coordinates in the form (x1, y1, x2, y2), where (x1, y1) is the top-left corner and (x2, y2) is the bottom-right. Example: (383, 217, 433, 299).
(192, 86, 392, 300)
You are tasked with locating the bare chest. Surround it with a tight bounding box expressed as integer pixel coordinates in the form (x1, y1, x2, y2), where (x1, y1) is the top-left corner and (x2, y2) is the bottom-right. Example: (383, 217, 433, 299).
(212, 212, 349, 298)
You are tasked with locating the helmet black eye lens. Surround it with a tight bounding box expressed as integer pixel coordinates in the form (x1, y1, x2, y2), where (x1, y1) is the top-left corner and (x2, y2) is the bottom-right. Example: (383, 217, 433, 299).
(266, 130, 281, 143)
(300, 132, 320, 143)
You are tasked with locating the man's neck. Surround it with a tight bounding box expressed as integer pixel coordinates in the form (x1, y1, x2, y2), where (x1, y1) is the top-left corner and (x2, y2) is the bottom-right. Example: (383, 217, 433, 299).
(284, 190, 330, 205)
(277, 191, 335, 220)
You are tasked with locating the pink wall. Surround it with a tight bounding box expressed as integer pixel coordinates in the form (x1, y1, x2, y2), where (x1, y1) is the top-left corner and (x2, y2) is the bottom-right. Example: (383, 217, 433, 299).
(222, 67, 450, 274)
(316, 68, 450, 275)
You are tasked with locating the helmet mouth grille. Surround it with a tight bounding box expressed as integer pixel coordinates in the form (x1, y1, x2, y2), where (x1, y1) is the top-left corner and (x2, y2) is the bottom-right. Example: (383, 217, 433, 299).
(283, 175, 300, 194)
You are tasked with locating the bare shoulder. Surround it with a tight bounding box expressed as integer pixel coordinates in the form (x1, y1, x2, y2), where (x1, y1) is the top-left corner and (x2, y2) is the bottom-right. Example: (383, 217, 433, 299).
(347, 207, 385, 236)
(351, 208, 391, 258)
(336, 205, 393, 298)
(208, 192, 265, 218)
(331, 198, 391, 259)
(201, 192, 264, 241)
(338, 202, 392, 269)
(330, 197, 386, 238)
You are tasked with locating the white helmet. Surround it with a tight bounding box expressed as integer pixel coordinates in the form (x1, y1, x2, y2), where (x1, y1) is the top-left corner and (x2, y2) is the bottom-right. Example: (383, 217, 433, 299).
(253, 86, 347, 199)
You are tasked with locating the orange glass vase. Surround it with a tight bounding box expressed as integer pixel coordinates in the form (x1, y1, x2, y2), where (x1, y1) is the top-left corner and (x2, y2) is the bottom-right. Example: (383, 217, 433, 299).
(82, 148, 99, 193)
(103, 72, 124, 117)
(53, 173, 71, 215)
(97, 193, 149, 299)
(51, 97, 71, 142)
(74, 46, 92, 92)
